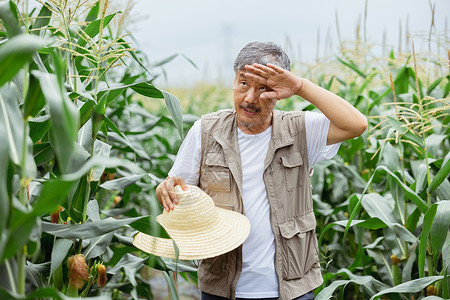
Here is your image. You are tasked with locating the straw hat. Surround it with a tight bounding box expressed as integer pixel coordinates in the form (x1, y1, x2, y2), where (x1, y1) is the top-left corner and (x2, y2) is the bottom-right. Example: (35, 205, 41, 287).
(133, 185, 250, 260)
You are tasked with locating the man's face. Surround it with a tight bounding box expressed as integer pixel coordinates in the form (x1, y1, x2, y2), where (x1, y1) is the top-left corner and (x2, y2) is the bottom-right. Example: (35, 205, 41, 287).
(233, 70, 277, 134)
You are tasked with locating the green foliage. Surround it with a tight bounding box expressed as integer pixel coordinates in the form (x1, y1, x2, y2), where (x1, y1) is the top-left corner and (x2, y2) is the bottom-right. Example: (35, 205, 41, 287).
(309, 42, 450, 299)
(0, 0, 190, 298)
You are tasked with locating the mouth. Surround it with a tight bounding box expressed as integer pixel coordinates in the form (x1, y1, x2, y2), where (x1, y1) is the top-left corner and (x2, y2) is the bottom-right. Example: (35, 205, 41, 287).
(241, 105, 261, 115)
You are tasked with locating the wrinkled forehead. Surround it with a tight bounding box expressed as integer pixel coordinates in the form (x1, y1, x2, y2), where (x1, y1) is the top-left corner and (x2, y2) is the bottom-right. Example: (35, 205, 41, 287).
(234, 71, 256, 83)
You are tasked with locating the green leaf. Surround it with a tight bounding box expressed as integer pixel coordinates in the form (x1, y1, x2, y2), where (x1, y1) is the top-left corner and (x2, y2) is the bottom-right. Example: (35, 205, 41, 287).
(23, 73, 45, 118)
(50, 239, 72, 275)
(29, 117, 51, 143)
(386, 116, 424, 149)
(427, 77, 443, 95)
(419, 204, 438, 277)
(162, 90, 184, 138)
(31, 179, 76, 217)
(163, 271, 180, 300)
(91, 140, 111, 181)
(430, 201, 450, 266)
(344, 166, 428, 240)
(32, 70, 79, 174)
(0, 86, 22, 165)
(79, 99, 95, 127)
(128, 82, 164, 98)
(0, 117, 9, 234)
(41, 215, 147, 239)
(0, 35, 45, 87)
(0, 1, 21, 38)
(316, 268, 389, 300)
(428, 152, 450, 194)
(107, 253, 146, 275)
(369, 276, 444, 300)
(31, 4, 52, 34)
(129, 215, 170, 239)
(100, 173, 146, 191)
(150, 53, 179, 68)
(84, 0, 100, 23)
(75, 13, 116, 49)
(336, 56, 366, 78)
(83, 232, 114, 259)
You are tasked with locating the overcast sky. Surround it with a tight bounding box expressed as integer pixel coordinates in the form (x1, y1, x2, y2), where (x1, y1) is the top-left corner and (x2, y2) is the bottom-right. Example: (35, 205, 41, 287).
(130, 0, 449, 87)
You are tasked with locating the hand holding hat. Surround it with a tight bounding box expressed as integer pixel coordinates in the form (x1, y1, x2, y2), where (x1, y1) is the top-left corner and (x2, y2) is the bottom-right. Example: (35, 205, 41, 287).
(133, 185, 250, 260)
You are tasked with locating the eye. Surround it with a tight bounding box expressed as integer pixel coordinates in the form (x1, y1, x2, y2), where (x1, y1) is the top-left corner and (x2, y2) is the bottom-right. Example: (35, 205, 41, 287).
(259, 86, 267, 91)
(241, 81, 247, 86)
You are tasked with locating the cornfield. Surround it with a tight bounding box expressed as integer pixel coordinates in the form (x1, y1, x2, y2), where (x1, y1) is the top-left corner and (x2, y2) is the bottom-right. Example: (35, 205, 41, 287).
(0, 0, 448, 299)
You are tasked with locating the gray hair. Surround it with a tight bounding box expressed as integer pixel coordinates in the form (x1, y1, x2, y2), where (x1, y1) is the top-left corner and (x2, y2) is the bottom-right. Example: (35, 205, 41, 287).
(233, 41, 291, 72)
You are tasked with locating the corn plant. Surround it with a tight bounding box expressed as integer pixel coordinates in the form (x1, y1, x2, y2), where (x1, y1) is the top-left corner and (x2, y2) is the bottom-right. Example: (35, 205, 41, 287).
(308, 41, 450, 299)
(0, 0, 194, 299)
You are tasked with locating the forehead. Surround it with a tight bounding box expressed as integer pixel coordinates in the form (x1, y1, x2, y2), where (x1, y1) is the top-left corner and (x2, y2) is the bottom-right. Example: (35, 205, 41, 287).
(234, 71, 256, 83)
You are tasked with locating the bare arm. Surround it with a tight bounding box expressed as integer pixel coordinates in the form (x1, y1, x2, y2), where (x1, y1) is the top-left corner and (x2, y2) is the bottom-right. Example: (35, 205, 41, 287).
(244, 63, 368, 145)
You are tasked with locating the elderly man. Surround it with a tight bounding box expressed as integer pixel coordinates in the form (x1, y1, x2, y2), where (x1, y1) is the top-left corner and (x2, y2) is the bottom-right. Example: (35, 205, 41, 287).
(156, 42, 367, 300)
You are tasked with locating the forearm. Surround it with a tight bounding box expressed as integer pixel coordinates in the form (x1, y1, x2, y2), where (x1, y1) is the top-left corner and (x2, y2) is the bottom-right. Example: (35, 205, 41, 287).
(297, 78, 367, 144)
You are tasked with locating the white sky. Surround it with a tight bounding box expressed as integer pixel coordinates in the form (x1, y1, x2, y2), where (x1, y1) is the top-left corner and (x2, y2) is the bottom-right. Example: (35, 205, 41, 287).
(129, 0, 449, 87)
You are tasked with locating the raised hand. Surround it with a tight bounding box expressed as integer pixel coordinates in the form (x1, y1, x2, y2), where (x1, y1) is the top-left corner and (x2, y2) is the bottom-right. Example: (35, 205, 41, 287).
(243, 63, 303, 101)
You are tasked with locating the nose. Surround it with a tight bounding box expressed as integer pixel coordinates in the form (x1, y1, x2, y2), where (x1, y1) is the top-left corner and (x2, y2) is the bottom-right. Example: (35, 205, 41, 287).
(244, 87, 258, 103)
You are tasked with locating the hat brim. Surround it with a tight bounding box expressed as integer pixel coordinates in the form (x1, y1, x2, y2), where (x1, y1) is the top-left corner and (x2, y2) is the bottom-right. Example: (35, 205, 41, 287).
(133, 207, 250, 260)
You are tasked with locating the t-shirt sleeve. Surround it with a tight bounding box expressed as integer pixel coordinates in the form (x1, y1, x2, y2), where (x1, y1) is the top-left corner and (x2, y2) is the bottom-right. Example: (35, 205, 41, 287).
(305, 111, 341, 168)
(168, 119, 202, 185)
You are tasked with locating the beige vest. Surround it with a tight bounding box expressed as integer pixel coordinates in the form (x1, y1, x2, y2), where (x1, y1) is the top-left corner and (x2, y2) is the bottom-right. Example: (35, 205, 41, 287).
(197, 109, 323, 300)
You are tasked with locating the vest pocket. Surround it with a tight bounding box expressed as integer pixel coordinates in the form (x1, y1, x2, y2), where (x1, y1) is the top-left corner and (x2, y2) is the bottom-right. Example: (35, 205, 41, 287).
(204, 152, 231, 192)
(279, 213, 319, 280)
(280, 152, 304, 191)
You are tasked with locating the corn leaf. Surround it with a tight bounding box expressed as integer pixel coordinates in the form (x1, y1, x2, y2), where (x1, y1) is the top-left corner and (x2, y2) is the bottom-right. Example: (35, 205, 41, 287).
(430, 201, 450, 266)
(42, 215, 146, 239)
(0, 0, 21, 38)
(428, 152, 450, 194)
(369, 276, 444, 300)
(32, 70, 79, 174)
(23, 74, 45, 118)
(50, 239, 72, 275)
(0, 35, 45, 87)
(31, 4, 51, 34)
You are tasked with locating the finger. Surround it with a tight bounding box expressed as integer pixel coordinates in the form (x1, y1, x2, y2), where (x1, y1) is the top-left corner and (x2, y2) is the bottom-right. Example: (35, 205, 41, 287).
(260, 91, 280, 101)
(159, 184, 173, 211)
(243, 72, 267, 85)
(253, 63, 278, 75)
(244, 65, 269, 79)
(174, 177, 189, 191)
(266, 63, 285, 74)
(165, 178, 179, 206)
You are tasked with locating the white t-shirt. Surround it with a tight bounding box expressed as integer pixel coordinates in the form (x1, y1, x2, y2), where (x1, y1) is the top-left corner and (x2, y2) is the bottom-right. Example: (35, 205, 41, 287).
(169, 111, 340, 298)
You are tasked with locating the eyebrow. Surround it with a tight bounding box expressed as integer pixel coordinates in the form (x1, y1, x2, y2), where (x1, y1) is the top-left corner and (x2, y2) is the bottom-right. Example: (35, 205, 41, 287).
(239, 73, 248, 79)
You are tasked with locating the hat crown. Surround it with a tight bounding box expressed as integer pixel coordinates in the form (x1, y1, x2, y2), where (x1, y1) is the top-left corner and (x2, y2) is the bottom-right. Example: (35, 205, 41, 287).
(158, 185, 218, 229)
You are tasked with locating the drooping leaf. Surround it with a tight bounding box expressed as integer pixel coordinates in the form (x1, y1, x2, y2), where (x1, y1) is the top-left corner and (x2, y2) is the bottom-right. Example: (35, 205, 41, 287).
(161, 90, 184, 138)
(0, 1, 21, 38)
(83, 232, 114, 259)
(32, 70, 79, 174)
(345, 166, 428, 240)
(0, 35, 45, 87)
(369, 276, 444, 300)
(99, 173, 146, 191)
(41, 215, 147, 239)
